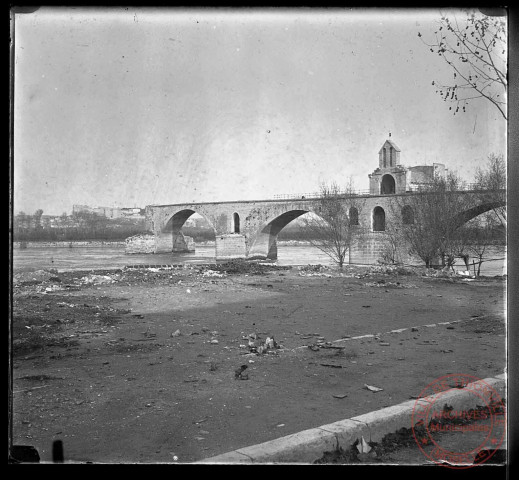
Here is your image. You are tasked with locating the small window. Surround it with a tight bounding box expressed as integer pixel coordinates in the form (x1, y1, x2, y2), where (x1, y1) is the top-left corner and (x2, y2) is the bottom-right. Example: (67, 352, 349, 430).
(233, 212, 240, 234)
(402, 205, 414, 225)
(373, 206, 385, 232)
(349, 207, 359, 226)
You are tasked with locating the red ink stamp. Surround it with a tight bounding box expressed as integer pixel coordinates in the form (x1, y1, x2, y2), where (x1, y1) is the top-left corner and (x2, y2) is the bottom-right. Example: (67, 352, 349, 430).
(411, 374, 506, 468)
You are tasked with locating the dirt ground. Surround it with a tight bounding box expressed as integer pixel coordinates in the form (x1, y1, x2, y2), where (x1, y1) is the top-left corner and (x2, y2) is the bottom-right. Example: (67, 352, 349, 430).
(10, 262, 506, 464)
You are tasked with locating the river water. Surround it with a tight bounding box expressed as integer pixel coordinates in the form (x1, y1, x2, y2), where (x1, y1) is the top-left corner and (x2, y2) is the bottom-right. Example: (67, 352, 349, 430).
(11, 243, 506, 276)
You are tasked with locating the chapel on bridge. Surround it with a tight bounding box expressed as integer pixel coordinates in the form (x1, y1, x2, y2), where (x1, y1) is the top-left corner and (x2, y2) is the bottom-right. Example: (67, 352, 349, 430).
(368, 135, 447, 195)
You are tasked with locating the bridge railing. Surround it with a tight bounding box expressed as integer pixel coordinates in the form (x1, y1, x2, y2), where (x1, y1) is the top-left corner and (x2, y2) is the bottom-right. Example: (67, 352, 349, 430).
(273, 190, 371, 200)
(272, 184, 502, 200)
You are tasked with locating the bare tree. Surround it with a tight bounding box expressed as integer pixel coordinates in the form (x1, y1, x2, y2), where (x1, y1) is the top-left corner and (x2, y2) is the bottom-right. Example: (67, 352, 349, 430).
(33, 209, 44, 230)
(474, 153, 507, 228)
(465, 212, 502, 277)
(388, 172, 474, 268)
(418, 9, 507, 120)
(300, 181, 364, 269)
(14, 211, 30, 241)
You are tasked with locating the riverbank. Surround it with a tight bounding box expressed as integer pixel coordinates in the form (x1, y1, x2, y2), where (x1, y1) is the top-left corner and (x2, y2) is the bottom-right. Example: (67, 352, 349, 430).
(13, 239, 315, 249)
(11, 263, 506, 463)
(13, 240, 127, 249)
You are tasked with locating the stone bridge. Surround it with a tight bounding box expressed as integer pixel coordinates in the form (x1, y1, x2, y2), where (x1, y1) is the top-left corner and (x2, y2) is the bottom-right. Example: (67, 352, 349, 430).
(143, 190, 504, 265)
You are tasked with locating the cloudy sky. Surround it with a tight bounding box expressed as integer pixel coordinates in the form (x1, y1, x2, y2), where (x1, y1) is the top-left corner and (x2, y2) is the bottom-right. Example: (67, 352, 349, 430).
(13, 7, 506, 215)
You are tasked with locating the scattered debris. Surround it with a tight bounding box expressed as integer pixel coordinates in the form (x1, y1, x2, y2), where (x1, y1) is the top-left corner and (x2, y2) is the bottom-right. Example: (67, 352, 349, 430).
(80, 274, 116, 285)
(332, 393, 348, 399)
(183, 378, 199, 383)
(298, 265, 332, 277)
(193, 417, 209, 425)
(320, 363, 343, 368)
(364, 384, 384, 392)
(356, 437, 372, 454)
(201, 269, 226, 278)
(171, 330, 181, 337)
(246, 332, 281, 355)
(235, 365, 249, 380)
(364, 281, 417, 289)
(379, 342, 390, 346)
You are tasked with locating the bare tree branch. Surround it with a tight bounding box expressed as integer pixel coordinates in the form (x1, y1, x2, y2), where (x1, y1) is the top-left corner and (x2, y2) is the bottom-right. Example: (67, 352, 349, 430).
(300, 181, 365, 269)
(419, 10, 507, 119)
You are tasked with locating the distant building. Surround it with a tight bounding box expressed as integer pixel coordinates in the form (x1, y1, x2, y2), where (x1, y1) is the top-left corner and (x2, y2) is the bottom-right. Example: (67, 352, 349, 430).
(72, 204, 144, 220)
(41, 215, 62, 228)
(368, 136, 447, 195)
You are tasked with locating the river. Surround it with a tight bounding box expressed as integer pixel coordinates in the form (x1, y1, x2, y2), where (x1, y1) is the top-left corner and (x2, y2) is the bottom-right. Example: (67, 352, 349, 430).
(11, 243, 506, 276)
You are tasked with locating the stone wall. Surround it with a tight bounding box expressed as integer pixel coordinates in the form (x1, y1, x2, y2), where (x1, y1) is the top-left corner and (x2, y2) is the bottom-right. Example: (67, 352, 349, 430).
(215, 234, 246, 260)
(125, 234, 156, 254)
(350, 232, 389, 265)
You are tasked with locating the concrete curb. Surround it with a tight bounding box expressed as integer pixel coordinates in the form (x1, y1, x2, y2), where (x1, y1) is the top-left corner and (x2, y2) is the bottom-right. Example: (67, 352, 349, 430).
(196, 373, 506, 464)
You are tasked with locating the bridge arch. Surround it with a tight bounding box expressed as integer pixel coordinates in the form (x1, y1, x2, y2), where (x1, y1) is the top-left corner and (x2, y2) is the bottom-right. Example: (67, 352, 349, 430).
(159, 209, 216, 253)
(453, 200, 506, 228)
(381, 174, 396, 194)
(248, 209, 316, 260)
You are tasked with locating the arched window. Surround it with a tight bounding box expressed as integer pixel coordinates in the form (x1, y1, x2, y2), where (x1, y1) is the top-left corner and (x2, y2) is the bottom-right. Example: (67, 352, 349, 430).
(349, 207, 359, 226)
(233, 212, 240, 234)
(373, 206, 386, 232)
(402, 205, 414, 225)
(381, 174, 396, 194)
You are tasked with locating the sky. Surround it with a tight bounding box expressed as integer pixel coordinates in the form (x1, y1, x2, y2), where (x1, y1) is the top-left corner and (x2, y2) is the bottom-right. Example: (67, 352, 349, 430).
(12, 7, 507, 216)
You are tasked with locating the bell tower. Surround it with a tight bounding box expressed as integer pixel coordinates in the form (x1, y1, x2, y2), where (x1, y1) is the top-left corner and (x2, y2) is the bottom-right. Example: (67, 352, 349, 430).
(378, 133, 401, 169)
(369, 134, 407, 195)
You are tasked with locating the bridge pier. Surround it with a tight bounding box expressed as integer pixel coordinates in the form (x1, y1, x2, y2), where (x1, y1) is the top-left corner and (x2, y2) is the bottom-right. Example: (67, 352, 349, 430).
(154, 231, 195, 254)
(154, 231, 174, 253)
(350, 232, 389, 265)
(173, 232, 195, 253)
(247, 227, 279, 260)
(215, 234, 246, 260)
